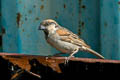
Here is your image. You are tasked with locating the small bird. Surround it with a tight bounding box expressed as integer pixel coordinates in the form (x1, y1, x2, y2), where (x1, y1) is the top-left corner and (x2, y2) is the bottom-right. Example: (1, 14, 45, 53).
(38, 19, 104, 62)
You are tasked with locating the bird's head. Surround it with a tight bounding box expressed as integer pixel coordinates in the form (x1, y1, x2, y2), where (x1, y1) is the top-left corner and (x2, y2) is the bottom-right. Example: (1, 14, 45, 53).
(38, 19, 59, 34)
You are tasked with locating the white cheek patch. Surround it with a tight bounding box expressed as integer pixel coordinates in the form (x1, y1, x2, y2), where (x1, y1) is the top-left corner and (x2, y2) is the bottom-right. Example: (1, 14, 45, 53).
(51, 24, 57, 30)
(41, 25, 46, 29)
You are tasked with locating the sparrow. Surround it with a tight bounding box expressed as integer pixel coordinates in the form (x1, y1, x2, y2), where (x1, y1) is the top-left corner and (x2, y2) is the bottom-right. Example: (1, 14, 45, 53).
(38, 19, 104, 63)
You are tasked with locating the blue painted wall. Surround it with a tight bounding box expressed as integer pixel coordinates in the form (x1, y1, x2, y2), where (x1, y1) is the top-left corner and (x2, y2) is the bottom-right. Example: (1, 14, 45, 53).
(0, 0, 120, 60)
(100, 0, 120, 60)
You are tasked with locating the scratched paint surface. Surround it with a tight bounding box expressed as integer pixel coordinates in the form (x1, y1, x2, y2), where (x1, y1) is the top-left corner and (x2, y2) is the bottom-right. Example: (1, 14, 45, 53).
(1, 0, 120, 59)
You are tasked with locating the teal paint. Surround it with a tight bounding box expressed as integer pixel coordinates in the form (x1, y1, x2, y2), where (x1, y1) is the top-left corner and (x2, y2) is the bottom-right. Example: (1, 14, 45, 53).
(100, 0, 120, 60)
(0, 0, 120, 60)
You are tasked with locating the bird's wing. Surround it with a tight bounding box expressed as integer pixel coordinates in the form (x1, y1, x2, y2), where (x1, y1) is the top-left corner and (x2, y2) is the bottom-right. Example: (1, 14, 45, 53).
(56, 27, 90, 48)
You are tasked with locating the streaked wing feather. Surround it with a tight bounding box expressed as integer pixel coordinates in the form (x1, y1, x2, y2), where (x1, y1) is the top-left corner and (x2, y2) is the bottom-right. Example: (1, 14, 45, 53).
(56, 27, 90, 48)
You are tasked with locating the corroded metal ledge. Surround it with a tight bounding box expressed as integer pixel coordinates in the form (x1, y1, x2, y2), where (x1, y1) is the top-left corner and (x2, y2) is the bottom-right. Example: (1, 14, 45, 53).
(0, 53, 120, 80)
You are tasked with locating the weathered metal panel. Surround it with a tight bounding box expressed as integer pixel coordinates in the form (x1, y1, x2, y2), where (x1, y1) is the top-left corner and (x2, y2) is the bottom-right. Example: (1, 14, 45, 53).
(100, 0, 120, 60)
(1, 0, 120, 60)
(1, 0, 19, 53)
(1, 0, 102, 59)
(0, 53, 120, 79)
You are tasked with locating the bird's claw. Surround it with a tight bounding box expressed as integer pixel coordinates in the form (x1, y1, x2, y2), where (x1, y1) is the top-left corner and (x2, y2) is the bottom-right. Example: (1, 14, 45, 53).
(64, 57, 69, 64)
(64, 56, 74, 64)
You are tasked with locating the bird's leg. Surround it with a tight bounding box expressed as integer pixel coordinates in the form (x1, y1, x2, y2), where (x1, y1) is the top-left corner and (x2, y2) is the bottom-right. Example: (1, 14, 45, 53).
(65, 48, 79, 64)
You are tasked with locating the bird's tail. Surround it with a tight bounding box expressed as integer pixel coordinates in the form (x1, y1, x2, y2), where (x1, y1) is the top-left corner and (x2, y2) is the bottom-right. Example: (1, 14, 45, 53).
(84, 48, 105, 59)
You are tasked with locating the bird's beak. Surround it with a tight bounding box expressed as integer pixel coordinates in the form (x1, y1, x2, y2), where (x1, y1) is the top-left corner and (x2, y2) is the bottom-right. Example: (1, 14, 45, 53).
(38, 25, 46, 30)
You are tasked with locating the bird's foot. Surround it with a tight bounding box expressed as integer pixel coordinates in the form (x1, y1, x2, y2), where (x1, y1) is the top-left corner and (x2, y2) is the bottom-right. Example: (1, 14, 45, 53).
(64, 56, 74, 64)
(64, 57, 69, 64)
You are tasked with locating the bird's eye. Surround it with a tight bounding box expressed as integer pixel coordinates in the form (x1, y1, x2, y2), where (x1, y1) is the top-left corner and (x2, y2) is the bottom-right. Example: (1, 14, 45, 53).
(55, 25, 58, 28)
(49, 22, 55, 25)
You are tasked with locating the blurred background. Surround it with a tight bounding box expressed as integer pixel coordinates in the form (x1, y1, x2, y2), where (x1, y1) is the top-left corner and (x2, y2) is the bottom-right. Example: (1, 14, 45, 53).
(0, 0, 120, 60)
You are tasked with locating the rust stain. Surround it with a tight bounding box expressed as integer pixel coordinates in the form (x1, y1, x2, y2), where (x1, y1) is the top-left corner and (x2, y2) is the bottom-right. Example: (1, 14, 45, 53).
(78, 28, 81, 36)
(78, 20, 82, 36)
(3, 56, 31, 71)
(63, 4, 66, 8)
(81, 21, 85, 27)
(55, 16, 58, 19)
(40, 5, 44, 10)
(78, 0, 82, 36)
(16, 13, 22, 26)
(81, 5, 86, 9)
(2, 55, 63, 73)
(1, 27, 6, 35)
(2, 54, 120, 76)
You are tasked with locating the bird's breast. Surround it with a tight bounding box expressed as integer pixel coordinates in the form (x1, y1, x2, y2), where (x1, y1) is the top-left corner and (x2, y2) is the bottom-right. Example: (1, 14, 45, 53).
(46, 34, 79, 53)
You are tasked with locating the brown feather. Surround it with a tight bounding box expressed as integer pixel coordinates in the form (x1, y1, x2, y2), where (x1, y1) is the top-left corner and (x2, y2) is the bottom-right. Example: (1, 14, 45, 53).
(56, 28, 70, 36)
(56, 27, 90, 48)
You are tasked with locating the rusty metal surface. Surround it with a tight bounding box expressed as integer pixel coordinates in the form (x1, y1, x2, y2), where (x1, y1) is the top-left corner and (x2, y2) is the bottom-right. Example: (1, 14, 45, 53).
(0, 53, 120, 79)
(1, 53, 120, 64)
